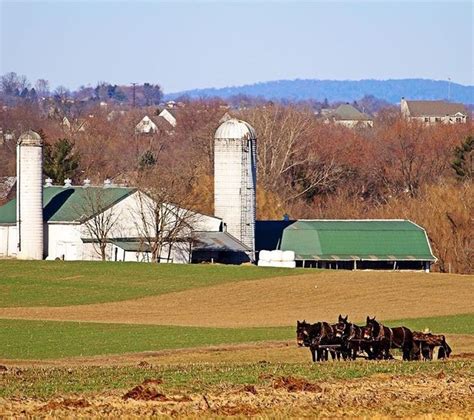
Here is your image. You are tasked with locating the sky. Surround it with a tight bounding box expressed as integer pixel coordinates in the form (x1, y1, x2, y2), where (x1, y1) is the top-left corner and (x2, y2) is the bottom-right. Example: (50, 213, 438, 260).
(0, 1, 472, 93)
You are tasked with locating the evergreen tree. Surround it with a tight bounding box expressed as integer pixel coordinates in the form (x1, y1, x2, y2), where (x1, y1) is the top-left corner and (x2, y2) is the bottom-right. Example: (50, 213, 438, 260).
(451, 136, 473, 180)
(43, 138, 80, 184)
(139, 150, 157, 170)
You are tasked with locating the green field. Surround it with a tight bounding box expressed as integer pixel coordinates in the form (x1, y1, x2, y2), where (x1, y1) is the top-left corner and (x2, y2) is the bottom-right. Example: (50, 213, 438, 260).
(1, 314, 472, 360)
(0, 260, 298, 307)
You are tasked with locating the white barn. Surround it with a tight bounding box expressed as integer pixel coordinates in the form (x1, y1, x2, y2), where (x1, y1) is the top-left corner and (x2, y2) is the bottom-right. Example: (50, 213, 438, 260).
(0, 182, 228, 262)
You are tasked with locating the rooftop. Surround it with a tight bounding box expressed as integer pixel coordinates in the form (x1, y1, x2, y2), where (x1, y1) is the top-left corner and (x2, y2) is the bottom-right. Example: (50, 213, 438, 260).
(280, 219, 436, 261)
(327, 104, 372, 121)
(403, 100, 467, 117)
(215, 118, 257, 140)
(0, 186, 136, 225)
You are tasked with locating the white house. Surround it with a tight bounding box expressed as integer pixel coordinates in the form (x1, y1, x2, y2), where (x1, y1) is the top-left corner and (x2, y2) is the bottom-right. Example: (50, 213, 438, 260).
(135, 115, 160, 134)
(135, 109, 178, 135)
(158, 108, 177, 128)
(401, 99, 468, 124)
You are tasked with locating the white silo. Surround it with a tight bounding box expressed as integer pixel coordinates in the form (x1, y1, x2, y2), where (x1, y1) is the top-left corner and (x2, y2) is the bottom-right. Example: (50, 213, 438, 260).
(214, 118, 257, 259)
(16, 130, 44, 260)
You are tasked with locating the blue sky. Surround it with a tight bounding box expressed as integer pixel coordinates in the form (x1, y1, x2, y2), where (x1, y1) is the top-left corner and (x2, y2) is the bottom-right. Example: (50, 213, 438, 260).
(1, 1, 472, 93)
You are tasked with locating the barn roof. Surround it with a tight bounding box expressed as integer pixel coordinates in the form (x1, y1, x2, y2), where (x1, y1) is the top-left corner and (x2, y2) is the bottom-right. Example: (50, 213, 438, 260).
(0, 186, 136, 225)
(193, 231, 249, 252)
(280, 219, 436, 261)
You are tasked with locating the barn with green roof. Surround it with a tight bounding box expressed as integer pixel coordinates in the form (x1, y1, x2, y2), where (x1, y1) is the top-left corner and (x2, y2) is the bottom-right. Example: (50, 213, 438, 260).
(257, 219, 436, 271)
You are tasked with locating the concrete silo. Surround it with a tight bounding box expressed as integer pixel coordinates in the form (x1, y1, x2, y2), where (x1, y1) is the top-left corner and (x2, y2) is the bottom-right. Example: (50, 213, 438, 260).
(16, 130, 44, 259)
(214, 119, 257, 259)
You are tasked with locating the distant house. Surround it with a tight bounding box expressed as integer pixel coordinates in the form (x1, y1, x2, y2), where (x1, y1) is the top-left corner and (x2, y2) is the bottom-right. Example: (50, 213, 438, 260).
(401, 99, 468, 124)
(323, 104, 373, 128)
(158, 108, 177, 128)
(135, 108, 179, 135)
(0, 128, 15, 144)
(135, 115, 160, 134)
(60, 117, 87, 133)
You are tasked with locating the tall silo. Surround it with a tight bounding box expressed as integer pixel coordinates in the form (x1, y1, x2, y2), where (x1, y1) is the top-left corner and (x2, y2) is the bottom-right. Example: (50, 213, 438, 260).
(214, 119, 257, 259)
(16, 130, 44, 260)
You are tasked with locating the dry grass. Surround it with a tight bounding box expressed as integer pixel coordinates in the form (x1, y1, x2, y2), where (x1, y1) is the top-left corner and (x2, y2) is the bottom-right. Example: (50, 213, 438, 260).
(0, 271, 472, 327)
(1, 368, 472, 418)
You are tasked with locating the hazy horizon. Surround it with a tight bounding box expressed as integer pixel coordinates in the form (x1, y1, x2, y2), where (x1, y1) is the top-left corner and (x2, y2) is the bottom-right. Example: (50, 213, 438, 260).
(1, 1, 473, 92)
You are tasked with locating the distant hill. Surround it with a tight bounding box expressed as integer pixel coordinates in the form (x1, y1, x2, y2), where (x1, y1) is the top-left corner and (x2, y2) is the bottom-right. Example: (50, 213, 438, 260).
(166, 79, 474, 104)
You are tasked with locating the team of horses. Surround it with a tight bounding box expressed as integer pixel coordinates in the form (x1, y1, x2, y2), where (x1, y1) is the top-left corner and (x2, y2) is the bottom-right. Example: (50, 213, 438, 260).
(296, 315, 452, 362)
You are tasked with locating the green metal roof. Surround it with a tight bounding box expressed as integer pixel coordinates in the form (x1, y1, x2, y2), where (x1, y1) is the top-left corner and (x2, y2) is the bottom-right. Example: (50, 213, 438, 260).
(280, 220, 436, 261)
(0, 186, 136, 225)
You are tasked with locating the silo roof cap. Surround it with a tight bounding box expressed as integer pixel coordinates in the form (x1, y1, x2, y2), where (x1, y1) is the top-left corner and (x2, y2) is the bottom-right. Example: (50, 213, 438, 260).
(17, 130, 43, 146)
(215, 118, 256, 140)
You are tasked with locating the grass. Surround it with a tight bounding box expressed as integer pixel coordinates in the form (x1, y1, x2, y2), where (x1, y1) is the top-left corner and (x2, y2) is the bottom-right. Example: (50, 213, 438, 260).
(1, 360, 472, 399)
(0, 314, 472, 360)
(0, 319, 294, 359)
(385, 313, 474, 335)
(0, 260, 299, 307)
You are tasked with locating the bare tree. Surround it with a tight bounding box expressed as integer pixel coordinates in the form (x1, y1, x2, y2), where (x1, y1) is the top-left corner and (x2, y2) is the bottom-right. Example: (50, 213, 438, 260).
(35, 79, 50, 98)
(75, 187, 122, 261)
(132, 167, 200, 263)
(242, 105, 345, 202)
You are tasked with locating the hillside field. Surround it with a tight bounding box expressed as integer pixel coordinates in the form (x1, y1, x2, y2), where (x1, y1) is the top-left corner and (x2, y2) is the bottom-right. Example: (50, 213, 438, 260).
(0, 260, 473, 417)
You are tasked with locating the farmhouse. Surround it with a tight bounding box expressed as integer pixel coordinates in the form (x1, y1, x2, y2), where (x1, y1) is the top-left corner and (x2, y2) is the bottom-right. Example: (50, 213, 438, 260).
(323, 104, 373, 128)
(401, 99, 468, 124)
(256, 219, 436, 271)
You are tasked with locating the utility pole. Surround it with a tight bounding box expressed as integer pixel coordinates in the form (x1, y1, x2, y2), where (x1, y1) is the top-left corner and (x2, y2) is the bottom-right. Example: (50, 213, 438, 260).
(132, 82, 137, 107)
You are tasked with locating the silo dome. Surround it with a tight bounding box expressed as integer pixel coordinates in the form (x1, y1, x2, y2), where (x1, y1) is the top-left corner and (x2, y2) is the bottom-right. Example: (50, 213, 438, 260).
(18, 130, 43, 146)
(215, 118, 256, 140)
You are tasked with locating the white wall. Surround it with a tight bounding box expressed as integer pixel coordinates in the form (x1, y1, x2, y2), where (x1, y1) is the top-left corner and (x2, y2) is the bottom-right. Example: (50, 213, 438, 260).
(47, 223, 84, 260)
(0, 225, 18, 257)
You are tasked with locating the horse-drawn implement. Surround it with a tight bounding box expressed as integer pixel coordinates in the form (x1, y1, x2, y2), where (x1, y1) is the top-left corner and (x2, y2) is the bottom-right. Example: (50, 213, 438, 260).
(297, 315, 452, 362)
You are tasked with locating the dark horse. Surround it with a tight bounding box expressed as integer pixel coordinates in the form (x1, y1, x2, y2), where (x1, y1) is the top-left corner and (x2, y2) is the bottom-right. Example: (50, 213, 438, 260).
(297, 320, 323, 362)
(296, 320, 336, 362)
(334, 314, 370, 360)
(362, 316, 414, 360)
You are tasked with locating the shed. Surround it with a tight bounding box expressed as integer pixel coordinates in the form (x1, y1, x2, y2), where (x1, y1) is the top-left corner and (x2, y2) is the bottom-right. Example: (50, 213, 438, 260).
(279, 219, 436, 270)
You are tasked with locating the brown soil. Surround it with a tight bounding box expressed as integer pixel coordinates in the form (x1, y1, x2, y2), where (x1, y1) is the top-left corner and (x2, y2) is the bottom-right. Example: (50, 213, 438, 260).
(0, 271, 472, 327)
(1, 371, 472, 418)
